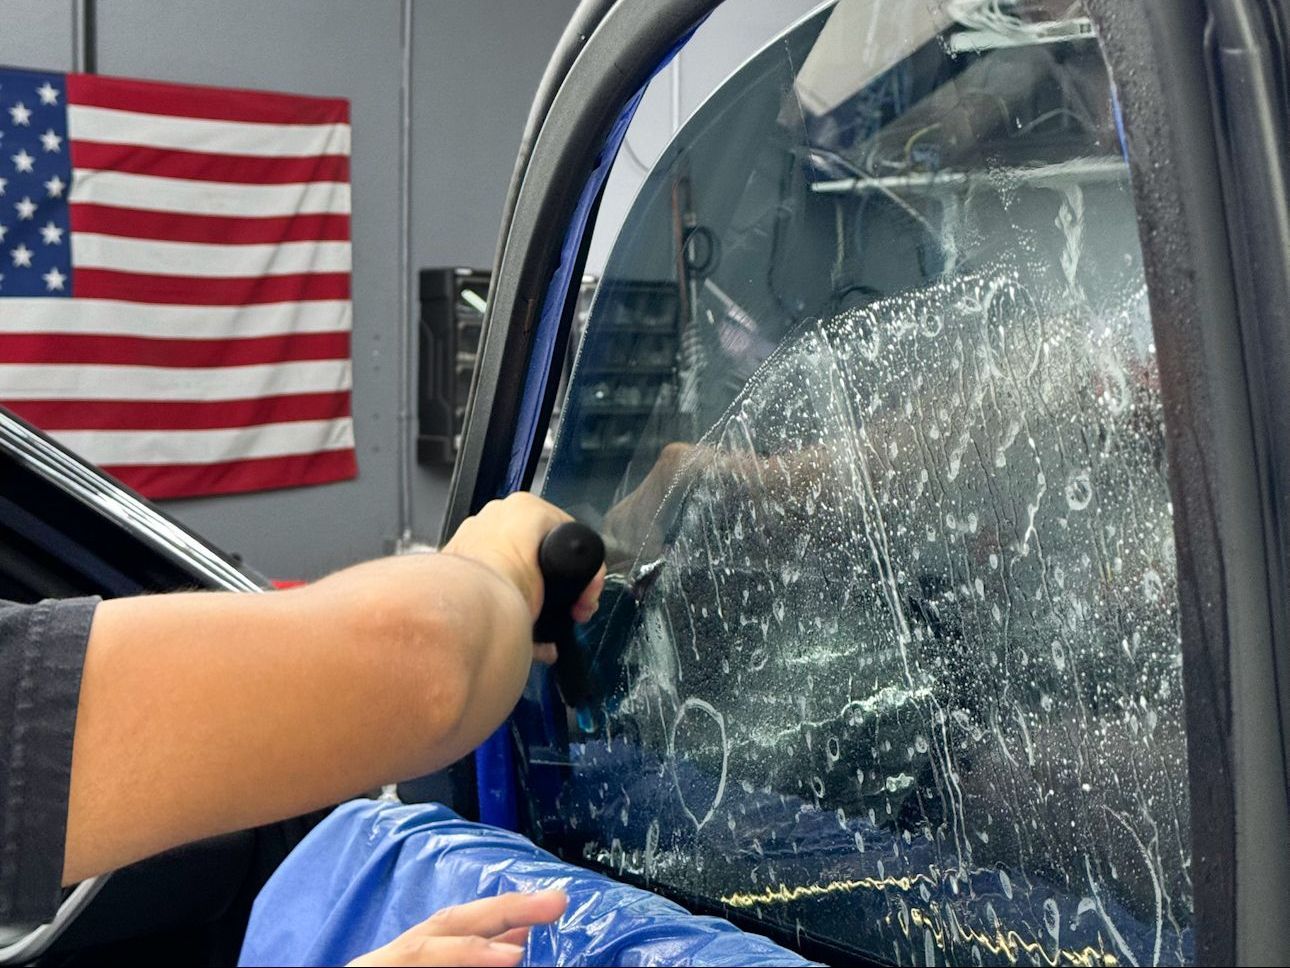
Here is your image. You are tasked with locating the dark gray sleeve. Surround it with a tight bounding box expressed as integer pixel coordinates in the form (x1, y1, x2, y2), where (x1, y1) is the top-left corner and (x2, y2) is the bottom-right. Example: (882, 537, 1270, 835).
(0, 597, 99, 929)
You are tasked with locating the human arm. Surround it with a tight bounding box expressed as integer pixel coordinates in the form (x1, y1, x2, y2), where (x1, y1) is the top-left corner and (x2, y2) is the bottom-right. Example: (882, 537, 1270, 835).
(602, 441, 834, 569)
(62, 493, 603, 885)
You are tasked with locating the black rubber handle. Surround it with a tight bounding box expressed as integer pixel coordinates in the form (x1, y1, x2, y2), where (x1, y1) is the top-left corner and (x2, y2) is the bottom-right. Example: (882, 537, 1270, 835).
(535, 521, 604, 707)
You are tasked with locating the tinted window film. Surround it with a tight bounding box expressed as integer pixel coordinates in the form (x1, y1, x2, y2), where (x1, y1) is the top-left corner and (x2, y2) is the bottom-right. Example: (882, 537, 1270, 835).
(530, 2, 1191, 963)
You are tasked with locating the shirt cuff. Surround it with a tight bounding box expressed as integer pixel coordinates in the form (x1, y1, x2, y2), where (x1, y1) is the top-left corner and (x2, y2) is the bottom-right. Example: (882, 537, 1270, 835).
(0, 597, 99, 927)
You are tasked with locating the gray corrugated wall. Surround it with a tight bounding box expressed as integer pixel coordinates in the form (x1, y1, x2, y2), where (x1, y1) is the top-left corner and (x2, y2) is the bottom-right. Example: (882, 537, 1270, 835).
(407, 0, 579, 546)
(0, 0, 576, 579)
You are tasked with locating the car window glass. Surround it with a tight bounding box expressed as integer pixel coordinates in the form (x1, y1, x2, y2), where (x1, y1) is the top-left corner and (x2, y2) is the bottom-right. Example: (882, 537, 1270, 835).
(529, 1, 1191, 963)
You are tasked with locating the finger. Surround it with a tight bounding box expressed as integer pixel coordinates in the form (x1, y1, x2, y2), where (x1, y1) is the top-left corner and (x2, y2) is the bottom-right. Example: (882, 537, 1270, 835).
(571, 566, 607, 624)
(532, 643, 558, 666)
(491, 926, 531, 947)
(506, 491, 573, 530)
(419, 890, 568, 940)
(348, 935, 524, 968)
(414, 937, 524, 967)
(515, 491, 573, 516)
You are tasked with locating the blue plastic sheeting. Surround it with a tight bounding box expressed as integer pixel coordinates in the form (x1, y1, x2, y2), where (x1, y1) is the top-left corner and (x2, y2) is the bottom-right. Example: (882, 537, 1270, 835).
(239, 799, 818, 967)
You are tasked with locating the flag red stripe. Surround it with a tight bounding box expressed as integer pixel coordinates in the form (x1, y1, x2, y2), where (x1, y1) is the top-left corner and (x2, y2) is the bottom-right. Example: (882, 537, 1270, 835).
(68, 73, 350, 126)
(3, 392, 352, 431)
(70, 204, 351, 244)
(9, 72, 359, 501)
(102, 448, 358, 499)
(73, 268, 351, 305)
(0, 331, 350, 367)
(72, 141, 350, 185)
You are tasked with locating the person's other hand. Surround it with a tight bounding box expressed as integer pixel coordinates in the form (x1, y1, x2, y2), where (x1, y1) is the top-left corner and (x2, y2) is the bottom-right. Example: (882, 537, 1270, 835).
(347, 889, 568, 967)
(601, 441, 838, 571)
(442, 493, 606, 658)
(602, 442, 700, 570)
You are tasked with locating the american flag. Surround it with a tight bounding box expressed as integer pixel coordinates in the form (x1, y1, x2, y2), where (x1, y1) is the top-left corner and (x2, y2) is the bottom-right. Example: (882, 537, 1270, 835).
(0, 66, 356, 499)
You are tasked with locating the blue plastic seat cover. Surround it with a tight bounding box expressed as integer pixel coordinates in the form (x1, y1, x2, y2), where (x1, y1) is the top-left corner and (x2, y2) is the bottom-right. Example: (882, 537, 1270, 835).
(238, 799, 817, 967)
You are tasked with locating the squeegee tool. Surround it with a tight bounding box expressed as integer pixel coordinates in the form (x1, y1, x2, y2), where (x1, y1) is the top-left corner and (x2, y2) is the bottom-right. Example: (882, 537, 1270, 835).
(535, 521, 605, 708)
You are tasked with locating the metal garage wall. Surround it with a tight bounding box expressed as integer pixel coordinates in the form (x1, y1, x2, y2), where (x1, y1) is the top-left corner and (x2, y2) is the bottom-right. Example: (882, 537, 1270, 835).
(406, 0, 580, 544)
(0, 0, 576, 579)
(0, 1, 74, 71)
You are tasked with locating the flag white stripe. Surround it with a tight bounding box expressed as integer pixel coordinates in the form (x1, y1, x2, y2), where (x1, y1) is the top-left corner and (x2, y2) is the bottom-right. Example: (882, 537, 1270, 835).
(68, 104, 352, 157)
(71, 168, 351, 217)
(50, 417, 355, 466)
(71, 234, 353, 277)
(0, 299, 352, 338)
(0, 360, 352, 401)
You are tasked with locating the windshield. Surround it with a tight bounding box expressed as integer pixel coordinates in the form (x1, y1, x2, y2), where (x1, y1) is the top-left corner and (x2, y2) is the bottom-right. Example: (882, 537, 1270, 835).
(527, 1, 1191, 963)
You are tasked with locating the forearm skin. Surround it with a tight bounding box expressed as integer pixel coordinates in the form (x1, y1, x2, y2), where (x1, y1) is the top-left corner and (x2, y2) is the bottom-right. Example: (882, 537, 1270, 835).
(62, 553, 531, 885)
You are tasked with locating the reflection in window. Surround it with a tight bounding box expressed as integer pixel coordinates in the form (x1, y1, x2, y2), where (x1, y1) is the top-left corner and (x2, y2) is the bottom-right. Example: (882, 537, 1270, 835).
(531, 1, 1190, 964)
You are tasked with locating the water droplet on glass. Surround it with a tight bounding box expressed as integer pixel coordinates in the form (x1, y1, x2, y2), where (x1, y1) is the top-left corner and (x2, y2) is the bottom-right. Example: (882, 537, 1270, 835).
(1065, 469, 1093, 510)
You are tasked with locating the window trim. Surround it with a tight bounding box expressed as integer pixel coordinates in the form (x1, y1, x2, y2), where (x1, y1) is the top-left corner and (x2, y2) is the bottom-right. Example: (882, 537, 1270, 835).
(0, 410, 262, 595)
(439, 0, 724, 537)
(1085, 0, 1290, 962)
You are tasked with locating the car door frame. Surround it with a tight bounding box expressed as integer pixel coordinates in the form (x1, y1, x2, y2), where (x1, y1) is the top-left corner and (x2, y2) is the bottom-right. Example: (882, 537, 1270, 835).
(444, 0, 1290, 963)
